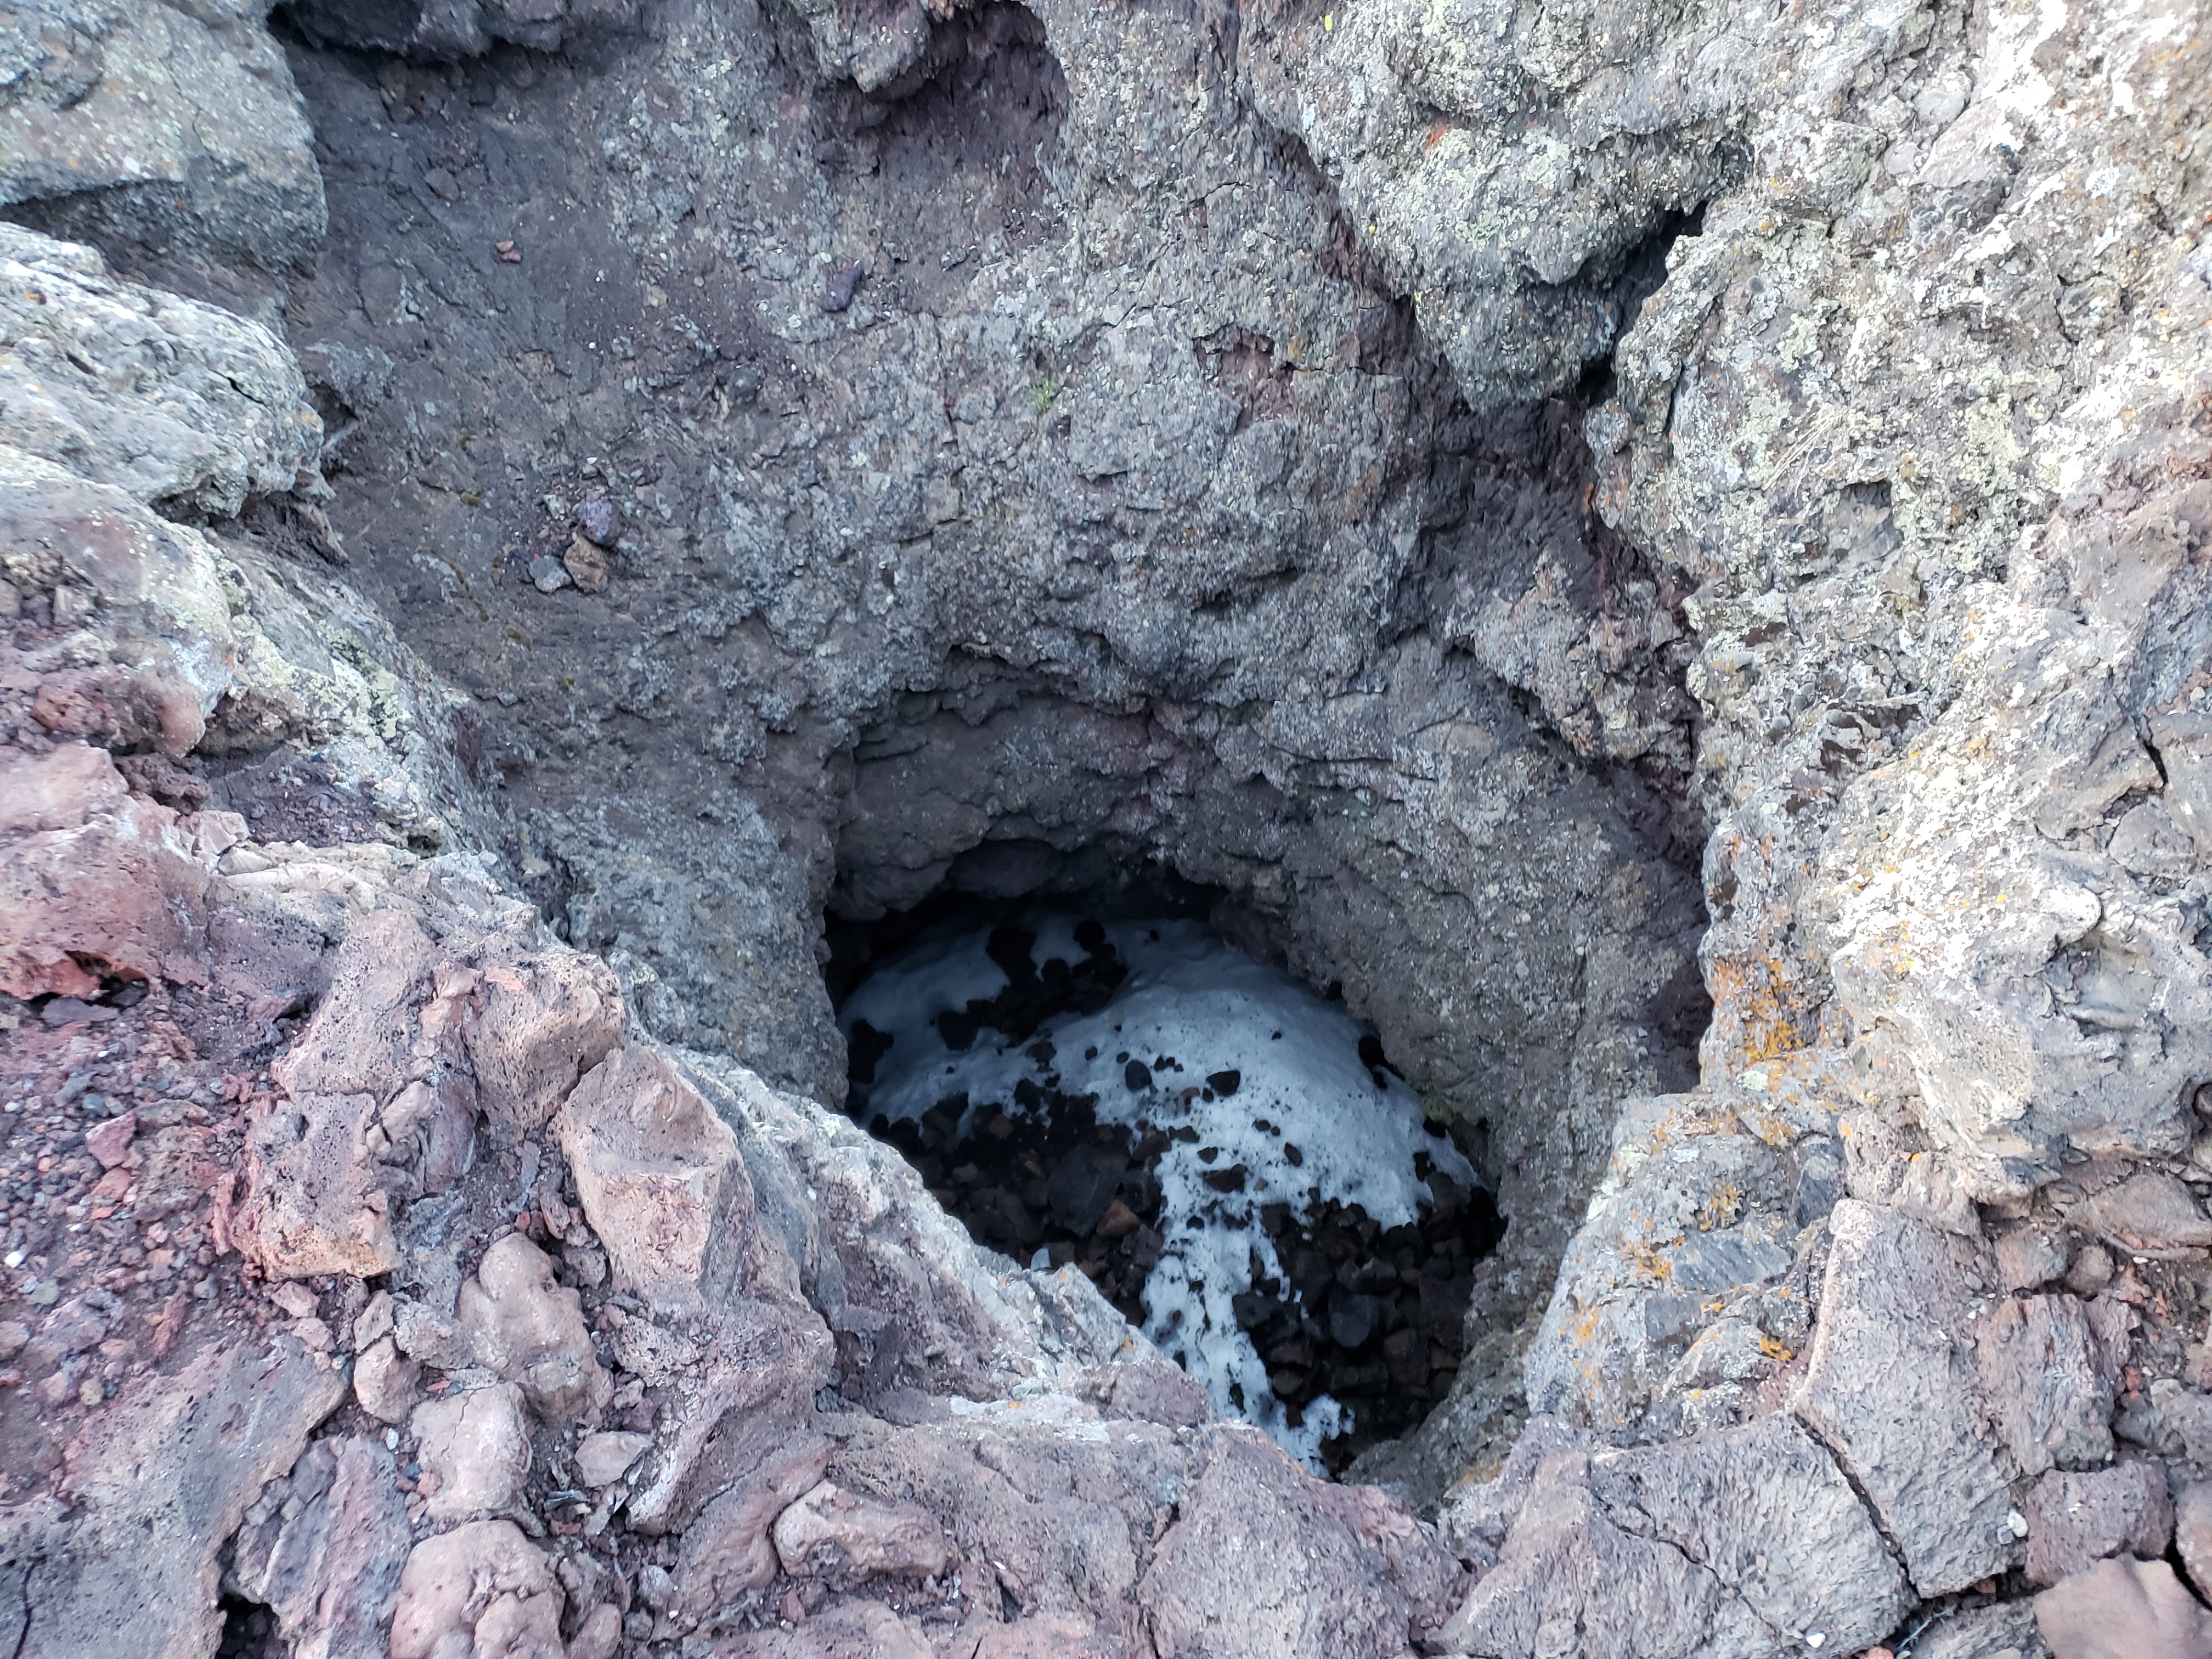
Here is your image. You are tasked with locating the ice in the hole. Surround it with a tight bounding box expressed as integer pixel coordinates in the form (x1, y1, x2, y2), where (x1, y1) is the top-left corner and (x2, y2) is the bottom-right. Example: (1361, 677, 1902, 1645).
(839, 914, 1480, 1470)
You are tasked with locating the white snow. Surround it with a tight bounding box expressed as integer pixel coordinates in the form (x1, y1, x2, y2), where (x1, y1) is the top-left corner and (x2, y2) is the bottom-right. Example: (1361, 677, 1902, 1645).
(840, 914, 1477, 1469)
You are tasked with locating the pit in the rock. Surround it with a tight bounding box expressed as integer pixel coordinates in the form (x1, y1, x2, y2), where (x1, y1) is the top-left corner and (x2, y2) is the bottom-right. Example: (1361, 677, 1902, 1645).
(832, 902, 1503, 1474)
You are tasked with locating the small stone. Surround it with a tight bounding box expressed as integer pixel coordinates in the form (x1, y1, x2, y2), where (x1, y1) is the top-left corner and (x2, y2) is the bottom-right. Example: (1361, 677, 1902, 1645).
(269, 1282, 319, 1320)
(84, 1113, 136, 1169)
(528, 556, 571, 594)
(574, 1430, 651, 1488)
(2067, 1242, 2115, 1297)
(575, 498, 619, 546)
(355, 1335, 421, 1425)
(819, 260, 865, 313)
(354, 1289, 396, 1352)
(1995, 1224, 2070, 1291)
(1096, 1198, 1140, 1239)
(562, 536, 606, 594)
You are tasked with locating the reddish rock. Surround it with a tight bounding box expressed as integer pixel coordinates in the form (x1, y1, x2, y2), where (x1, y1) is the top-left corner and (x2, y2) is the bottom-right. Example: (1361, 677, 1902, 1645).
(81, 1112, 134, 1169)
(2024, 1463, 2172, 1587)
(676, 1434, 837, 1613)
(0, 742, 218, 997)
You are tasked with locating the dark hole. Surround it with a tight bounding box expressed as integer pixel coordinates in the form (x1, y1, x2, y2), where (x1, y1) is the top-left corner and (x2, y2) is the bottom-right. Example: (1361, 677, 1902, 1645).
(823, 860, 1506, 1476)
(216, 1595, 279, 1659)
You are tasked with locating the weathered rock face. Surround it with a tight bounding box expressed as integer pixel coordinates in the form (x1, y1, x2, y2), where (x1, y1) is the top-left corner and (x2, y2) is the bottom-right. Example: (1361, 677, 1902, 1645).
(0, 3, 326, 268)
(1, 0, 2209, 1650)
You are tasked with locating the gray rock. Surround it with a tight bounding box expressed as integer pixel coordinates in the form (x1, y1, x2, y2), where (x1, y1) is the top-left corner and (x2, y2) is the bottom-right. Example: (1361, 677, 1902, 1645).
(1793, 1200, 2020, 1596)
(1438, 1416, 1910, 1659)
(0, 2, 325, 266)
(229, 1436, 411, 1659)
(12, 1334, 346, 1658)
(1975, 1294, 2121, 1478)
(2023, 1463, 2172, 1589)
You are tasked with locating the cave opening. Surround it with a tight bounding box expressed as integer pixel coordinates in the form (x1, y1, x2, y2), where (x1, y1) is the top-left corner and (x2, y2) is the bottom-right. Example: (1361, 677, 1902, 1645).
(824, 859, 1505, 1477)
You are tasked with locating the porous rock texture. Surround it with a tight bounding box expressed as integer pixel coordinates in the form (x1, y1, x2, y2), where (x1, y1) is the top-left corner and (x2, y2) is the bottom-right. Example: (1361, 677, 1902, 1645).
(0, 0, 2205, 1654)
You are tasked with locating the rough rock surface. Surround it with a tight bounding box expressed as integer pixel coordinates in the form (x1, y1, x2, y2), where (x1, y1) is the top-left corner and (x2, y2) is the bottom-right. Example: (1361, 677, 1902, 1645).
(0, 0, 2206, 1651)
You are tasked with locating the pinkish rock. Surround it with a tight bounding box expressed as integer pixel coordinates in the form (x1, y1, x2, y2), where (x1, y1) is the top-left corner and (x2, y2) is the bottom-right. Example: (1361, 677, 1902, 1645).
(625, 1299, 835, 1535)
(573, 1430, 651, 1488)
(388, 1519, 566, 1659)
(235, 1089, 400, 1280)
(0, 742, 217, 997)
(676, 1434, 837, 1612)
(713, 1599, 936, 1657)
(2035, 1556, 2212, 1659)
(458, 1232, 611, 1425)
(82, 1113, 134, 1170)
(411, 1384, 533, 1521)
(1994, 1224, 2072, 1291)
(463, 949, 624, 1142)
(568, 1603, 623, 1659)
(352, 1334, 419, 1425)
(2024, 1463, 2172, 1587)
(555, 1043, 752, 1314)
(772, 1480, 955, 1583)
(268, 1282, 319, 1319)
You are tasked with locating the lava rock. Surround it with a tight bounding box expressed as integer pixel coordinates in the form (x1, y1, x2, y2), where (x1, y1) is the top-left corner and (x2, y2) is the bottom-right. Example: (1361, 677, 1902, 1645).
(1046, 1144, 1128, 1235)
(1330, 1293, 1381, 1351)
(576, 496, 620, 545)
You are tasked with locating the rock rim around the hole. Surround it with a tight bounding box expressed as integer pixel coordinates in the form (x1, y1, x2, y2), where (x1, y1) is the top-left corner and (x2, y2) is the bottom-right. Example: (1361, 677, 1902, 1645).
(0, 0, 2207, 1648)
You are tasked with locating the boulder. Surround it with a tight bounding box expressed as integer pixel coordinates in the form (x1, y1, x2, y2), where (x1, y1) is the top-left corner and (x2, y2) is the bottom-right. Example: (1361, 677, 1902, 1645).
(236, 1090, 400, 1280)
(229, 1436, 411, 1659)
(1141, 1428, 1465, 1659)
(1440, 1414, 1911, 1658)
(2035, 1557, 2212, 1659)
(2024, 1464, 2172, 1588)
(0, 744, 221, 996)
(388, 1520, 566, 1659)
(463, 951, 624, 1142)
(675, 1434, 837, 1613)
(1793, 1200, 2020, 1594)
(11, 1334, 345, 1658)
(555, 1044, 751, 1314)
(1976, 1294, 2121, 1477)
(458, 1233, 611, 1425)
(411, 1385, 533, 1521)
(771, 1481, 955, 1584)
